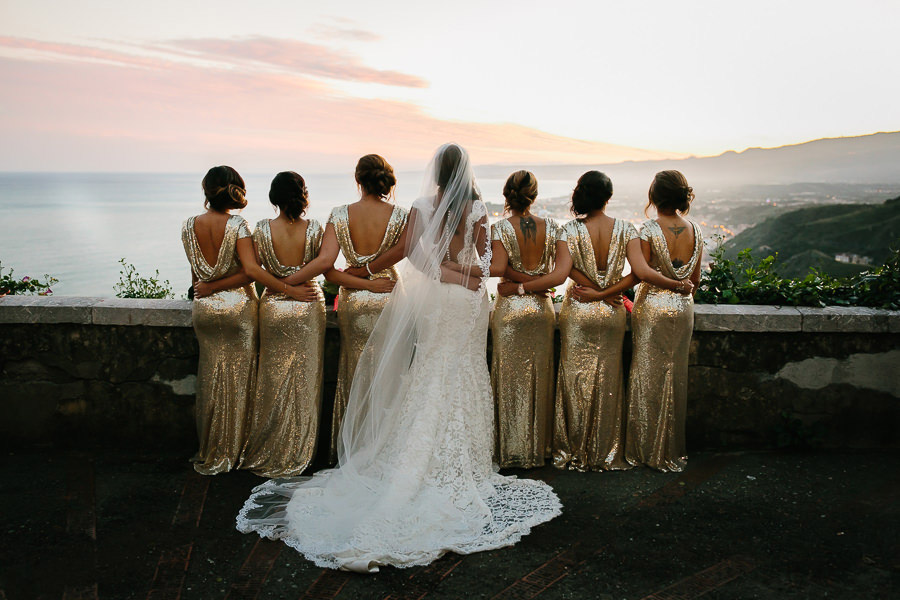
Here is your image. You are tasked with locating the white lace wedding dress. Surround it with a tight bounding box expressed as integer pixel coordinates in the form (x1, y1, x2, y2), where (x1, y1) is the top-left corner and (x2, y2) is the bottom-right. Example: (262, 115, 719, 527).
(236, 144, 561, 573)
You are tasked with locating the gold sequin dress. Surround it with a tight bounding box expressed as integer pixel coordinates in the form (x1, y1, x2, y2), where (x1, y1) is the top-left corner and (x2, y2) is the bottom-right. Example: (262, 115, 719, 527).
(625, 219, 703, 472)
(490, 218, 566, 468)
(553, 219, 638, 471)
(181, 214, 259, 475)
(327, 204, 409, 462)
(239, 219, 326, 477)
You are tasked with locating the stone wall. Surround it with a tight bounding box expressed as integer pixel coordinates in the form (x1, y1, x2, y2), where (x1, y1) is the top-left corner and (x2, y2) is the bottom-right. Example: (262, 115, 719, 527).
(1, 296, 897, 453)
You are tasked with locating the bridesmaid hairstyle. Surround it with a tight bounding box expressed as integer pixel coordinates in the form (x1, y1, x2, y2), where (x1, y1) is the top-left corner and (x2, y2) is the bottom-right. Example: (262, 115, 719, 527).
(355, 154, 397, 199)
(503, 170, 538, 213)
(571, 171, 613, 216)
(269, 171, 309, 221)
(645, 170, 694, 216)
(202, 165, 247, 211)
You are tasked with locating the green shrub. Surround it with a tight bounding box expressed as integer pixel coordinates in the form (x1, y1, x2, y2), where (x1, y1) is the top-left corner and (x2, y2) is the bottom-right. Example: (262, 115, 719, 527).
(114, 258, 174, 299)
(0, 262, 57, 296)
(319, 277, 339, 297)
(697, 242, 900, 309)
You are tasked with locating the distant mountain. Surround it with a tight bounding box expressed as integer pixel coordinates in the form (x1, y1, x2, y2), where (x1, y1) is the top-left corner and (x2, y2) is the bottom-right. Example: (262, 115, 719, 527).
(721, 197, 900, 277)
(475, 131, 900, 188)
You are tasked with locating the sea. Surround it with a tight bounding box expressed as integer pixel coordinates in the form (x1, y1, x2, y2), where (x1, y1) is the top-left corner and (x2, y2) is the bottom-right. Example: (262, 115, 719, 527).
(0, 172, 582, 297)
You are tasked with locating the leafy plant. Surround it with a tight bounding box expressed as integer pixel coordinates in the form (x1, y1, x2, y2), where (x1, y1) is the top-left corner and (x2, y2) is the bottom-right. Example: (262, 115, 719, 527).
(114, 258, 174, 299)
(0, 262, 57, 296)
(319, 277, 339, 298)
(696, 240, 900, 309)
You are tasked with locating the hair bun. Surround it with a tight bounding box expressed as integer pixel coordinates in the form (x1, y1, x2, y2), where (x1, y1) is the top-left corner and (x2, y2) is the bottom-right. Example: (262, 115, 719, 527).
(202, 166, 247, 211)
(503, 170, 538, 213)
(571, 171, 613, 216)
(646, 170, 694, 215)
(355, 154, 396, 199)
(269, 171, 309, 221)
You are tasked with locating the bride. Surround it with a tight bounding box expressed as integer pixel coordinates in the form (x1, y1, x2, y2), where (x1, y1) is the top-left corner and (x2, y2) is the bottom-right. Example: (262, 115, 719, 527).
(236, 143, 561, 573)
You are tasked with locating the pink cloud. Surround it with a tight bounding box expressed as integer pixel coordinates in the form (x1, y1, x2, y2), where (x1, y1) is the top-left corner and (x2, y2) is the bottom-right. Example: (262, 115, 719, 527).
(312, 25, 382, 43)
(166, 36, 427, 88)
(0, 46, 680, 172)
(0, 36, 175, 70)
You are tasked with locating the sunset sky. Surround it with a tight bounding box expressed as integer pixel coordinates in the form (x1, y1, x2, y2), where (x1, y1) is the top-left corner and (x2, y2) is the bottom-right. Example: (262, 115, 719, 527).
(1, 0, 898, 171)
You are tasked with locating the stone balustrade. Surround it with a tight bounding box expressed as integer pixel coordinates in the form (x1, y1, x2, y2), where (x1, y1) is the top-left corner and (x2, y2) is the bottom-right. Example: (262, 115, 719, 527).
(1, 296, 898, 453)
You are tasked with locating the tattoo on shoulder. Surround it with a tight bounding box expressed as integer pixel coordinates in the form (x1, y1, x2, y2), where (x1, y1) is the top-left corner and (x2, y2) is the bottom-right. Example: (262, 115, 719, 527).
(668, 225, 686, 237)
(519, 217, 537, 243)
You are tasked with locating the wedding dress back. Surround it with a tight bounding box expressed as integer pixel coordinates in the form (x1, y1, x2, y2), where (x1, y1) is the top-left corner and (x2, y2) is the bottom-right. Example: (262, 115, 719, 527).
(237, 143, 561, 573)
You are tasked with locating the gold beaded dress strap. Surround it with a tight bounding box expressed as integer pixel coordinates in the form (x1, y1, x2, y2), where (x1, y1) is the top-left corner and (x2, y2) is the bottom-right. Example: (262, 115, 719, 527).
(646, 220, 679, 280)
(497, 219, 526, 273)
(303, 219, 324, 265)
(574, 220, 601, 288)
(599, 219, 627, 288)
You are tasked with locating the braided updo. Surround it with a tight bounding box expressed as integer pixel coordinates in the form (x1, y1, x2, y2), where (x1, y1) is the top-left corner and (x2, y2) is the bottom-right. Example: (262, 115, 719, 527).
(202, 166, 247, 211)
(646, 170, 694, 215)
(571, 171, 613, 216)
(503, 170, 538, 213)
(355, 154, 397, 199)
(269, 171, 309, 221)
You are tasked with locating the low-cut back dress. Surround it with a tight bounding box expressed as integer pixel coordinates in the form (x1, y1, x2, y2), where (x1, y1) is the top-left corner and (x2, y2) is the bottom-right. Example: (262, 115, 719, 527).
(553, 218, 638, 471)
(327, 204, 409, 462)
(490, 218, 566, 468)
(181, 214, 259, 475)
(625, 219, 703, 472)
(239, 219, 326, 477)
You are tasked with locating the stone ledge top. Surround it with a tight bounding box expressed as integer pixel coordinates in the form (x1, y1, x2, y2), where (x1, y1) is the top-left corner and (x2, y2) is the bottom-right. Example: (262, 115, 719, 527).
(0, 296, 897, 333)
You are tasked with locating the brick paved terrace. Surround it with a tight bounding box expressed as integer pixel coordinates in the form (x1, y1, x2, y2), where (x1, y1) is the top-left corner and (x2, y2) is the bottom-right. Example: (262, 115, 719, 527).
(2, 299, 898, 598)
(1, 448, 897, 599)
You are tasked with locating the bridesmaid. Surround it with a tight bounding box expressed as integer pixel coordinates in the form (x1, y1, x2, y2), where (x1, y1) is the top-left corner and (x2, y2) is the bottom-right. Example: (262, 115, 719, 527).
(489, 170, 572, 468)
(299, 154, 408, 463)
(625, 170, 703, 472)
(181, 166, 258, 475)
(553, 171, 642, 472)
(237, 172, 329, 477)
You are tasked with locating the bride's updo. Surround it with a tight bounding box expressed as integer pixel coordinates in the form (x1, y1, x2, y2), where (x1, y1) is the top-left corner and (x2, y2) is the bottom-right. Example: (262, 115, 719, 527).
(355, 154, 397, 199)
(503, 170, 538, 213)
(202, 165, 247, 211)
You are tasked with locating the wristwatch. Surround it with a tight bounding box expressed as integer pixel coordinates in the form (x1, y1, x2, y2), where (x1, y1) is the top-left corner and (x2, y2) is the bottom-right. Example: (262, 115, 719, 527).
(517, 283, 525, 296)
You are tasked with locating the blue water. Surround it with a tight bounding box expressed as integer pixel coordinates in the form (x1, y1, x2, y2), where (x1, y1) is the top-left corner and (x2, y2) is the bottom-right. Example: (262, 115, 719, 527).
(0, 172, 580, 297)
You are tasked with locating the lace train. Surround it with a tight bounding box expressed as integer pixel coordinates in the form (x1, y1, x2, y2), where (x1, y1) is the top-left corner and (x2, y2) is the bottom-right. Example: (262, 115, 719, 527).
(236, 473, 561, 571)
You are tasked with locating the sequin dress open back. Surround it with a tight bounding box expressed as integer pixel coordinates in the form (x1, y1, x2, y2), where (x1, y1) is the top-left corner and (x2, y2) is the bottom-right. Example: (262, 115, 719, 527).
(490, 218, 566, 468)
(327, 204, 408, 462)
(181, 214, 259, 475)
(553, 218, 638, 471)
(239, 218, 326, 478)
(625, 219, 703, 472)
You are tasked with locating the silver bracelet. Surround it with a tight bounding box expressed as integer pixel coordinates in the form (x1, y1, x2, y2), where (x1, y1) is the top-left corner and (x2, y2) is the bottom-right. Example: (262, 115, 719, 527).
(365, 263, 374, 276)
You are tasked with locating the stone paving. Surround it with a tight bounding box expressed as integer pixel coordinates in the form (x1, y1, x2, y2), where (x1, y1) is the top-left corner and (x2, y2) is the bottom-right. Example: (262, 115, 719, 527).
(1, 449, 897, 599)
